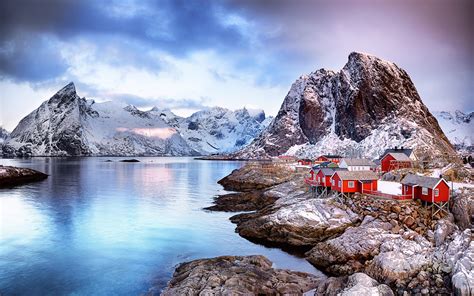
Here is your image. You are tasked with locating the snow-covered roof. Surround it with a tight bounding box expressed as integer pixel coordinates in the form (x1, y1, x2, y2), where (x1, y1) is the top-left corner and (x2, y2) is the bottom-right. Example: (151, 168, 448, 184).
(380, 148, 413, 159)
(401, 174, 447, 189)
(341, 158, 376, 166)
(385, 152, 411, 161)
(333, 170, 378, 181)
(319, 167, 347, 176)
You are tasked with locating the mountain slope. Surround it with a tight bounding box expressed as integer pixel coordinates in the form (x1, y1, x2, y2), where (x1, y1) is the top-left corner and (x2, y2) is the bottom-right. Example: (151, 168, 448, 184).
(434, 110, 473, 152)
(234, 52, 456, 160)
(2, 83, 198, 157)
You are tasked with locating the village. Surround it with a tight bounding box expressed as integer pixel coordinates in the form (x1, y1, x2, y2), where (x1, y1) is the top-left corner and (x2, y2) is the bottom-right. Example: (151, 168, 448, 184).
(272, 147, 469, 219)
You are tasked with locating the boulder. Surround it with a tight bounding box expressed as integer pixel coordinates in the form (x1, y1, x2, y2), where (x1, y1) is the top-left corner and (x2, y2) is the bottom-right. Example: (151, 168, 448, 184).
(452, 240, 474, 296)
(366, 235, 432, 285)
(306, 216, 395, 274)
(315, 273, 394, 296)
(157, 255, 323, 296)
(434, 218, 456, 247)
(0, 165, 48, 188)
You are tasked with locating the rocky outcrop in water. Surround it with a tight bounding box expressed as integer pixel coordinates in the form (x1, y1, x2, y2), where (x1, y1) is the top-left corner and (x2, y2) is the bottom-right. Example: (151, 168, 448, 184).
(0, 165, 48, 187)
(157, 255, 323, 296)
(217, 162, 294, 192)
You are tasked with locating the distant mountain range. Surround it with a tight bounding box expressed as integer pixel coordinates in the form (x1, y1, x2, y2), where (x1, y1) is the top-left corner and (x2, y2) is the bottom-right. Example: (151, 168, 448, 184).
(1, 53, 471, 158)
(2, 83, 271, 157)
(233, 52, 459, 160)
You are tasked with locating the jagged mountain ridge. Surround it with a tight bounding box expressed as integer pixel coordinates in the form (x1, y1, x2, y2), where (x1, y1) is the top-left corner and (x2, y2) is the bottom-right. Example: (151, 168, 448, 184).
(3, 83, 270, 157)
(234, 52, 456, 160)
(157, 107, 271, 154)
(434, 110, 473, 152)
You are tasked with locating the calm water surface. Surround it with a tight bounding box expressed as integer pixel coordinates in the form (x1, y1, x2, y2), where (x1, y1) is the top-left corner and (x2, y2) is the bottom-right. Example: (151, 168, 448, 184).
(0, 157, 319, 295)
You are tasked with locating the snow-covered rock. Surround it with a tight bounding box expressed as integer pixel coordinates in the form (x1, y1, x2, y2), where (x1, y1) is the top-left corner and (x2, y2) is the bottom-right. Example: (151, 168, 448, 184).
(0, 127, 9, 144)
(234, 52, 456, 160)
(234, 196, 361, 247)
(434, 110, 473, 152)
(2, 83, 270, 157)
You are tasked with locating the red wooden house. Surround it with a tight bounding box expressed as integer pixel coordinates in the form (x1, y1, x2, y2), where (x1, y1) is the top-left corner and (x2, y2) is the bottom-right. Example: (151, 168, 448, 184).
(315, 168, 347, 187)
(331, 171, 378, 195)
(316, 155, 342, 164)
(401, 174, 450, 203)
(298, 158, 313, 166)
(381, 152, 413, 172)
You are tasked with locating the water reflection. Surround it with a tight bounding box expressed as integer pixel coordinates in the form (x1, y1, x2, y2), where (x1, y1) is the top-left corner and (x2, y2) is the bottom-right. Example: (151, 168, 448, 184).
(0, 157, 319, 295)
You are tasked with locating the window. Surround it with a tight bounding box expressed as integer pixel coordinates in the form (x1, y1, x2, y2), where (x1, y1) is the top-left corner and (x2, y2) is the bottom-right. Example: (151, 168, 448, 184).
(435, 189, 439, 197)
(332, 179, 335, 186)
(422, 187, 428, 195)
(348, 181, 355, 188)
(338, 180, 341, 187)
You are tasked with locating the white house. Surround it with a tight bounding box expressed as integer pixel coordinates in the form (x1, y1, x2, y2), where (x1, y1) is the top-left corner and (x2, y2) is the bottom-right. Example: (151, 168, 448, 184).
(339, 158, 376, 171)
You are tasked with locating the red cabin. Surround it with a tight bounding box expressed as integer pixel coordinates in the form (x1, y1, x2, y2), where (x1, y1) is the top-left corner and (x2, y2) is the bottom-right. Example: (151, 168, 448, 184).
(331, 171, 378, 194)
(401, 174, 450, 203)
(316, 155, 342, 164)
(298, 158, 313, 166)
(381, 152, 413, 172)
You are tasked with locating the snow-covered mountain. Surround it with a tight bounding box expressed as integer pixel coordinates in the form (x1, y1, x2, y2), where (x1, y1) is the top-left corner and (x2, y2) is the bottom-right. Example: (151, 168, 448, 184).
(156, 107, 271, 154)
(234, 52, 456, 160)
(2, 83, 270, 157)
(434, 110, 473, 151)
(0, 127, 9, 144)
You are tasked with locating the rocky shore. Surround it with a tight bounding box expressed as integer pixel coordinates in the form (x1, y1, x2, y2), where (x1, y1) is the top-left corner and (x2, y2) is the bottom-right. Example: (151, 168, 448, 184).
(162, 163, 474, 295)
(0, 165, 48, 187)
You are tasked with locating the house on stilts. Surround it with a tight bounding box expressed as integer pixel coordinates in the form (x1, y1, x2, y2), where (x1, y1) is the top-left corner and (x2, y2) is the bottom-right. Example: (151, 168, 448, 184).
(401, 174, 451, 216)
(331, 170, 378, 202)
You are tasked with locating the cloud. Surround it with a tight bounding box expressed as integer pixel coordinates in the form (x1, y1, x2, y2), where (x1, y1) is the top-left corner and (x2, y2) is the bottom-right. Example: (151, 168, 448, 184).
(108, 93, 210, 110)
(0, 34, 68, 82)
(0, 0, 253, 82)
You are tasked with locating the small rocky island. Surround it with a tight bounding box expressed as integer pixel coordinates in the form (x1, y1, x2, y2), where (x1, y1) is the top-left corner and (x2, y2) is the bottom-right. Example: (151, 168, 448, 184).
(160, 162, 473, 295)
(0, 165, 48, 188)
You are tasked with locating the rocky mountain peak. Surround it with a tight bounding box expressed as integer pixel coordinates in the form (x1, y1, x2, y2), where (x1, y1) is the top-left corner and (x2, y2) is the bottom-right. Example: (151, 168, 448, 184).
(234, 53, 456, 160)
(47, 82, 80, 108)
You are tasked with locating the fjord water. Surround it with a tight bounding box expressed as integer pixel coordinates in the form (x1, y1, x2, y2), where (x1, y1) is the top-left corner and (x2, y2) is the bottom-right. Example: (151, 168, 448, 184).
(0, 157, 318, 295)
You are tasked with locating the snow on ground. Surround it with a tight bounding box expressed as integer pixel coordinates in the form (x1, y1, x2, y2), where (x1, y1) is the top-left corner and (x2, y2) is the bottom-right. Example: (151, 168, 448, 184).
(378, 180, 402, 195)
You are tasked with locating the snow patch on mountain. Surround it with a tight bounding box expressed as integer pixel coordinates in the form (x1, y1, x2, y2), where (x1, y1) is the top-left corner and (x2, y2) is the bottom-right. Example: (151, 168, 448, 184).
(0, 127, 9, 144)
(434, 110, 473, 151)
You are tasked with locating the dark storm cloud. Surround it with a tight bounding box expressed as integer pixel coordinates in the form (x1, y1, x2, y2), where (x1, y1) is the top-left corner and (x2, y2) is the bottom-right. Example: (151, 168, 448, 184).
(0, 0, 248, 82)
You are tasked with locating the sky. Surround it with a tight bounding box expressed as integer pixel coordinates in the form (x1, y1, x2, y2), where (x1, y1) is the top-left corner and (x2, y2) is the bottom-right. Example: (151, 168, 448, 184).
(0, 0, 472, 131)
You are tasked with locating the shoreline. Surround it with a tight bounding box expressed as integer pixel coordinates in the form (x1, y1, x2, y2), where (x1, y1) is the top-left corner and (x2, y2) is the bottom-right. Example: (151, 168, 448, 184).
(159, 162, 474, 295)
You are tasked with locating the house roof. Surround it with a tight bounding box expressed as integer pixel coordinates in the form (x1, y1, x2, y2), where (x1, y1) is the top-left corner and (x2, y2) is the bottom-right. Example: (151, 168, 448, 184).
(333, 170, 378, 181)
(341, 158, 376, 166)
(319, 167, 347, 176)
(384, 152, 412, 161)
(380, 148, 413, 159)
(320, 154, 342, 159)
(401, 174, 447, 189)
(299, 158, 312, 162)
(312, 161, 338, 169)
